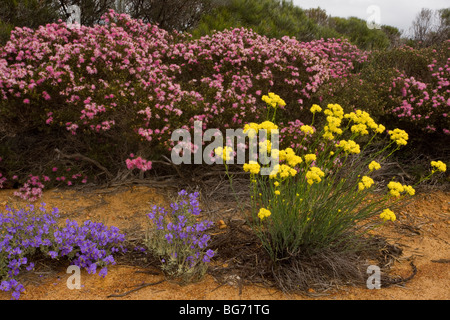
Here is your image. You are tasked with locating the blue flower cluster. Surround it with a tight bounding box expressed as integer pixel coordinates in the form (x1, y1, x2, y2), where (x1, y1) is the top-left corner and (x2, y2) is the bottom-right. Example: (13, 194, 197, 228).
(147, 190, 215, 281)
(0, 203, 126, 299)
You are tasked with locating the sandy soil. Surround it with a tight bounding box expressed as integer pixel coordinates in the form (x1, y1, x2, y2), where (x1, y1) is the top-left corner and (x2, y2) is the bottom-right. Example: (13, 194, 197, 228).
(0, 185, 448, 301)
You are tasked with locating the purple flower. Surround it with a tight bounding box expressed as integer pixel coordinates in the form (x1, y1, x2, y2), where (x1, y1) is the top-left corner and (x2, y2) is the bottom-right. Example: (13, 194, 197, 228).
(99, 267, 108, 278)
(165, 233, 173, 243)
(87, 263, 97, 274)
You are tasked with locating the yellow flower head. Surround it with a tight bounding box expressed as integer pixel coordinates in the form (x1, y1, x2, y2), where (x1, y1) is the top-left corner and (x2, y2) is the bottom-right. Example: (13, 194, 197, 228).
(403, 185, 415, 196)
(262, 92, 286, 108)
(388, 128, 408, 146)
(368, 161, 381, 172)
(243, 161, 261, 175)
(243, 122, 259, 138)
(310, 104, 322, 114)
(431, 160, 447, 173)
(259, 140, 272, 153)
(375, 124, 386, 134)
(336, 140, 360, 154)
(325, 116, 343, 135)
(305, 166, 325, 185)
(258, 208, 271, 220)
(380, 208, 396, 222)
(387, 181, 404, 197)
(304, 154, 317, 163)
(325, 104, 344, 119)
(215, 146, 233, 162)
(351, 123, 369, 135)
(274, 190, 281, 195)
(322, 131, 335, 140)
(358, 176, 374, 191)
(258, 121, 279, 132)
(300, 125, 314, 135)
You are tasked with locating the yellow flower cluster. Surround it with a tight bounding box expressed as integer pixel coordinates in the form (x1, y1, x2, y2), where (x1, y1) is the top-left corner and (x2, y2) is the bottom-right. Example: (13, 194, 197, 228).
(214, 146, 233, 162)
(259, 140, 272, 153)
(324, 103, 344, 119)
(351, 123, 369, 135)
(258, 208, 271, 220)
(380, 208, 396, 222)
(431, 160, 447, 173)
(336, 139, 360, 154)
(388, 128, 408, 146)
(323, 115, 343, 140)
(344, 109, 382, 133)
(269, 164, 297, 179)
(243, 161, 261, 175)
(258, 120, 279, 132)
(300, 125, 314, 135)
(243, 122, 259, 138)
(262, 92, 286, 108)
(358, 176, 374, 191)
(304, 153, 317, 163)
(387, 181, 415, 197)
(310, 104, 322, 113)
(279, 148, 303, 167)
(368, 161, 381, 171)
(306, 166, 325, 185)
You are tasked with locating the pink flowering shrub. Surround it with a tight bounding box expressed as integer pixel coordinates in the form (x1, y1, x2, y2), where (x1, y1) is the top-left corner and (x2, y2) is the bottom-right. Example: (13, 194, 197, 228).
(319, 41, 449, 142)
(0, 10, 369, 200)
(0, 10, 446, 200)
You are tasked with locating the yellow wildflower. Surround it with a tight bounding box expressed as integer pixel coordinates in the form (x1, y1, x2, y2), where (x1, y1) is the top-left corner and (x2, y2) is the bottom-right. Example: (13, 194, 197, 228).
(387, 181, 404, 197)
(262, 92, 286, 108)
(305, 166, 325, 185)
(278, 148, 302, 167)
(431, 160, 447, 173)
(259, 140, 272, 153)
(368, 161, 381, 171)
(336, 140, 360, 154)
(325, 104, 344, 119)
(243, 122, 259, 138)
(403, 185, 415, 196)
(258, 121, 278, 132)
(380, 209, 396, 222)
(280, 164, 296, 178)
(322, 131, 335, 140)
(358, 176, 374, 191)
(215, 146, 233, 162)
(375, 124, 385, 134)
(351, 123, 369, 135)
(310, 104, 322, 113)
(258, 208, 271, 220)
(300, 125, 314, 135)
(388, 128, 408, 146)
(274, 190, 281, 195)
(243, 161, 261, 175)
(326, 116, 343, 135)
(304, 154, 316, 163)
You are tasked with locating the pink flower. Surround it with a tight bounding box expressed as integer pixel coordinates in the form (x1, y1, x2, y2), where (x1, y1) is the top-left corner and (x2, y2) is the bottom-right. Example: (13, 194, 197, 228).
(42, 91, 51, 100)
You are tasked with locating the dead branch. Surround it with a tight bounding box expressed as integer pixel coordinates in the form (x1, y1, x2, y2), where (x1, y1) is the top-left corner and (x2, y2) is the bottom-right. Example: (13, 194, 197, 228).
(54, 148, 113, 179)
